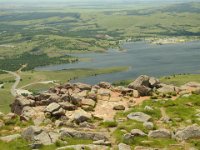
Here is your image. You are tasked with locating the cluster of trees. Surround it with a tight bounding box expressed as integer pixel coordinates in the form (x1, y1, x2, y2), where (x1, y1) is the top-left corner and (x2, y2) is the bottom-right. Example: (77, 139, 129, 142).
(0, 52, 77, 71)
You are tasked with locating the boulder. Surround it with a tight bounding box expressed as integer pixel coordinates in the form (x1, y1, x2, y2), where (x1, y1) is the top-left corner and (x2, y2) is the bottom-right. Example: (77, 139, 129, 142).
(70, 94, 82, 106)
(143, 122, 154, 130)
(45, 103, 60, 113)
(11, 96, 35, 115)
(74, 83, 92, 90)
(59, 102, 77, 111)
(118, 143, 131, 150)
(52, 108, 65, 116)
(73, 109, 92, 124)
(148, 129, 171, 138)
(56, 144, 108, 150)
(98, 82, 112, 89)
(149, 77, 160, 88)
(0, 120, 5, 128)
(127, 112, 151, 122)
(131, 129, 146, 136)
(81, 99, 96, 107)
(93, 140, 111, 146)
(20, 106, 37, 121)
(128, 75, 152, 96)
(157, 84, 179, 94)
(113, 105, 125, 110)
(22, 126, 59, 145)
(133, 90, 140, 98)
(0, 134, 21, 142)
(60, 128, 108, 141)
(175, 124, 200, 141)
(98, 89, 111, 96)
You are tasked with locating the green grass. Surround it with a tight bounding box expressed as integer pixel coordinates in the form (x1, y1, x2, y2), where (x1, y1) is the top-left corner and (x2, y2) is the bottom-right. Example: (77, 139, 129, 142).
(113, 94, 200, 148)
(100, 121, 118, 128)
(0, 139, 30, 150)
(160, 74, 200, 86)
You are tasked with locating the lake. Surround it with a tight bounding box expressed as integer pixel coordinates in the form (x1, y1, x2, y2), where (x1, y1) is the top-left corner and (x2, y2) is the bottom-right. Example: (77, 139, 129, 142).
(36, 41, 200, 84)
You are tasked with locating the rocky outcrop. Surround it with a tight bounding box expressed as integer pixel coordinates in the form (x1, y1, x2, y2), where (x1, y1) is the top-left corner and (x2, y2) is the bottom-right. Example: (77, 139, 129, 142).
(128, 75, 160, 96)
(127, 112, 151, 122)
(175, 124, 200, 141)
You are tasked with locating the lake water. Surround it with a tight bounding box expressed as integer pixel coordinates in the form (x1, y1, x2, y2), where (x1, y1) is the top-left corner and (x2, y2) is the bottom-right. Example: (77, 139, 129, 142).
(36, 41, 200, 84)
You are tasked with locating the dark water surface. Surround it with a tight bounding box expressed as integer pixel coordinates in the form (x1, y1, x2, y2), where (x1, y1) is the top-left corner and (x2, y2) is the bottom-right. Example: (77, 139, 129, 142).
(36, 41, 200, 84)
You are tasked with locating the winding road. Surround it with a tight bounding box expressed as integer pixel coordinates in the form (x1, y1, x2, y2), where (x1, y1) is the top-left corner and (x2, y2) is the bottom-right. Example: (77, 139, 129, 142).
(0, 70, 21, 97)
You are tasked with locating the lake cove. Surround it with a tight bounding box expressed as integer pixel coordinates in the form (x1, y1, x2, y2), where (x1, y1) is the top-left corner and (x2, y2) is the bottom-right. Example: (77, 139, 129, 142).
(36, 41, 200, 84)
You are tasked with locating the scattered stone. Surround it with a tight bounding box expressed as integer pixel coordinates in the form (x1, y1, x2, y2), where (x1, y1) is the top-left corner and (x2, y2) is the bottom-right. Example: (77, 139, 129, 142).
(157, 84, 179, 94)
(134, 146, 154, 150)
(127, 112, 151, 122)
(56, 144, 108, 150)
(113, 105, 125, 110)
(22, 126, 59, 145)
(98, 82, 112, 89)
(59, 102, 77, 111)
(81, 98, 96, 107)
(144, 106, 154, 111)
(45, 103, 60, 113)
(73, 109, 92, 124)
(175, 124, 200, 141)
(148, 129, 171, 139)
(143, 122, 154, 130)
(118, 143, 131, 150)
(0, 134, 21, 142)
(131, 129, 146, 136)
(123, 133, 134, 140)
(93, 140, 111, 146)
(74, 83, 92, 90)
(60, 128, 108, 141)
(0, 120, 5, 128)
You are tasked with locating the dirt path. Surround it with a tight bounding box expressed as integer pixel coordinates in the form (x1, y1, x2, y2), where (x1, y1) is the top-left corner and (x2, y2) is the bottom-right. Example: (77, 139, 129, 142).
(0, 70, 21, 97)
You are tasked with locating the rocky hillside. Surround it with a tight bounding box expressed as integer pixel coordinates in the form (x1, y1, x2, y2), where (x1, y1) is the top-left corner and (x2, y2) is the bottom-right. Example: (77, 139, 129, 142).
(1, 75, 200, 150)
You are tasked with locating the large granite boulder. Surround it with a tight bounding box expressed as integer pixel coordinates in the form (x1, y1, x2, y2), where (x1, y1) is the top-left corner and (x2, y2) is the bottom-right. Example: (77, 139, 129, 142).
(128, 75, 154, 96)
(175, 124, 200, 141)
(60, 128, 108, 141)
(148, 129, 171, 139)
(127, 112, 151, 122)
(73, 109, 92, 124)
(22, 126, 60, 145)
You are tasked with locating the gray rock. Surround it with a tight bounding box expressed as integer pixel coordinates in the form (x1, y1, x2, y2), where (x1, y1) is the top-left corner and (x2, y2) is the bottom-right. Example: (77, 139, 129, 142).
(143, 122, 154, 130)
(0, 120, 5, 128)
(45, 103, 60, 113)
(52, 108, 65, 116)
(22, 126, 59, 145)
(73, 109, 92, 124)
(123, 133, 134, 140)
(148, 129, 171, 139)
(133, 90, 140, 98)
(127, 112, 151, 122)
(60, 128, 108, 141)
(93, 140, 111, 146)
(144, 106, 154, 111)
(98, 82, 112, 89)
(149, 77, 160, 88)
(131, 129, 146, 136)
(157, 84, 179, 94)
(59, 102, 77, 111)
(118, 143, 131, 150)
(175, 124, 200, 141)
(56, 144, 108, 150)
(74, 83, 92, 90)
(0, 134, 21, 142)
(81, 98, 96, 107)
(113, 105, 125, 110)
(128, 75, 152, 96)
